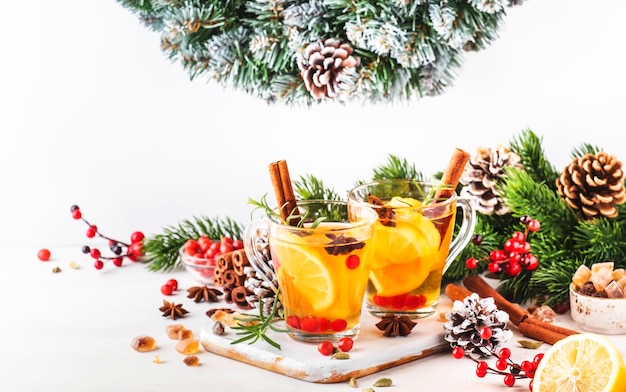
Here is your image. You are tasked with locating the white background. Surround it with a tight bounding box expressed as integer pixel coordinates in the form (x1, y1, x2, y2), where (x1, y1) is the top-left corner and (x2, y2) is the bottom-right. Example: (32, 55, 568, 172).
(2, 0, 625, 248)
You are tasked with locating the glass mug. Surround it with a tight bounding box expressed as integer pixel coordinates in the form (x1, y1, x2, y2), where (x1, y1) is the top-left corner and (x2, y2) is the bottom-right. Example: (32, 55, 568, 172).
(243, 199, 378, 342)
(348, 179, 476, 318)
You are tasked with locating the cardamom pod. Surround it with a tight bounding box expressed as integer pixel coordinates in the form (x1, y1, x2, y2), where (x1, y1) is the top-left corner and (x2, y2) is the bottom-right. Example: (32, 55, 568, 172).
(517, 339, 543, 349)
(330, 352, 350, 360)
(348, 377, 358, 388)
(373, 377, 393, 387)
(362, 388, 375, 392)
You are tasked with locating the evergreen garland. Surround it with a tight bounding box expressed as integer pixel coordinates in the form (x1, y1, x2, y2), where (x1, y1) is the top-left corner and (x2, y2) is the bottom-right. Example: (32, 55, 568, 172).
(116, 0, 524, 105)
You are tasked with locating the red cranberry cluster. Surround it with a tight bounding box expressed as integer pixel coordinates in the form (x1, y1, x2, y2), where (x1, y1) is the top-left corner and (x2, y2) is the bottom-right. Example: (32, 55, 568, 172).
(465, 215, 540, 277)
(286, 315, 348, 333)
(317, 337, 353, 356)
(71, 205, 145, 269)
(451, 327, 544, 390)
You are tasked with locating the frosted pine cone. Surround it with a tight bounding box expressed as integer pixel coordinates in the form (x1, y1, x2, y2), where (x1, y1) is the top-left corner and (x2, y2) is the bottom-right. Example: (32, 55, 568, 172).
(242, 228, 282, 316)
(556, 152, 626, 220)
(298, 38, 359, 100)
(460, 145, 522, 215)
(444, 293, 513, 359)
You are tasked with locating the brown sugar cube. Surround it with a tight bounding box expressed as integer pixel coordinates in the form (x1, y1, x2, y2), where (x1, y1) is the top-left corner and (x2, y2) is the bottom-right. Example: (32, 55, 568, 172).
(605, 280, 625, 299)
(175, 339, 200, 355)
(591, 267, 613, 292)
(572, 264, 592, 289)
(166, 324, 187, 339)
(612, 268, 626, 281)
(591, 262, 614, 274)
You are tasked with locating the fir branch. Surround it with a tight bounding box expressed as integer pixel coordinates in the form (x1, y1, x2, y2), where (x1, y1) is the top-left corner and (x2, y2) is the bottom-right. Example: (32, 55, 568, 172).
(500, 166, 577, 242)
(508, 129, 559, 191)
(570, 143, 602, 158)
(372, 154, 423, 180)
(572, 219, 626, 265)
(529, 257, 582, 307)
(293, 174, 341, 201)
(142, 216, 243, 272)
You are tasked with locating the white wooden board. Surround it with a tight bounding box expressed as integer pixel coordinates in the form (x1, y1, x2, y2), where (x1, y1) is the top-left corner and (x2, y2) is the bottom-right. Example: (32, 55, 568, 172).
(199, 307, 450, 383)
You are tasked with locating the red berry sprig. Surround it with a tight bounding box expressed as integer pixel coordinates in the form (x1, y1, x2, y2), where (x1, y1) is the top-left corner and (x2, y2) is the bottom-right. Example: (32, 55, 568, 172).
(465, 215, 541, 277)
(70, 204, 145, 269)
(451, 328, 544, 390)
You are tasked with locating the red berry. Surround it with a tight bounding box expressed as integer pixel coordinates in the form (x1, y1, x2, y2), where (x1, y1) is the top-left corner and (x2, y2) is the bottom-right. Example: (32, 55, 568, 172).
(373, 295, 391, 307)
(86, 226, 97, 238)
(532, 353, 544, 369)
(165, 279, 178, 291)
(286, 315, 301, 329)
(197, 236, 213, 252)
(300, 316, 319, 332)
(479, 327, 492, 340)
(476, 367, 487, 378)
(451, 347, 464, 359)
(477, 361, 489, 373)
(495, 358, 508, 371)
(404, 294, 426, 309)
(330, 318, 347, 332)
(232, 239, 243, 250)
(498, 347, 511, 359)
(465, 257, 478, 269)
(113, 257, 123, 267)
(345, 254, 360, 269)
(94, 259, 104, 270)
(505, 261, 521, 277)
(37, 248, 51, 261)
(318, 317, 330, 332)
(89, 248, 101, 259)
(520, 360, 534, 374)
(317, 341, 334, 356)
(527, 219, 540, 232)
(529, 379, 534, 391)
(487, 262, 501, 273)
(489, 249, 506, 262)
(130, 231, 145, 243)
(130, 241, 144, 257)
(161, 284, 173, 296)
(524, 254, 539, 271)
(220, 243, 234, 254)
(512, 231, 525, 242)
(71, 209, 82, 219)
(504, 374, 515, 387)
(337, 337, 354, 352)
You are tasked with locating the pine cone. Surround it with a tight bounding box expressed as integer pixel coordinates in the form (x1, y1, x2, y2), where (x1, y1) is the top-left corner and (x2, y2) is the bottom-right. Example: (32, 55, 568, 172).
(299, 38, 359, 100)
(443, 293, 513, 359)
(556, 152, 626, 220)
(460, 145, 522, 215)
(242, 229, 282, 316)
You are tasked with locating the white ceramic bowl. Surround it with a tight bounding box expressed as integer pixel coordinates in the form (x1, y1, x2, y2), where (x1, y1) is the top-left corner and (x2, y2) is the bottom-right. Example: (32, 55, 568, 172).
(569, 283, 626, 334)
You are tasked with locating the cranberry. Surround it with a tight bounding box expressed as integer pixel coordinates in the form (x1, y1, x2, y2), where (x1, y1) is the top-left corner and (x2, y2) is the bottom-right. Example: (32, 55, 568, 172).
(330, 318, 347, 332)
(300, 316, 319, 332)
(465, 257, 478, 269)
(130, 231, 145, 243)
(37, 248, 51, 261)
(345, 254, 360, 269)
(451, 347, 465, 359)
(286, 315, 301, 329)
(166, 279, 178, 291)
(337, 337, 353, 352)
(317, 341, 334, 356)
(161, 284, 173, 296)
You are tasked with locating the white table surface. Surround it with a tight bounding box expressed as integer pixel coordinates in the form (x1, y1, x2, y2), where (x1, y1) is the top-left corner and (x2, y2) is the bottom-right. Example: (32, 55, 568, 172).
(2, 246, 625, 392)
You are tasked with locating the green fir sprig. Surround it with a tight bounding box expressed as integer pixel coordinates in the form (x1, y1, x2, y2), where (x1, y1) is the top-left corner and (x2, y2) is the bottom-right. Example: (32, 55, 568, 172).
(142, 216, 243, 272)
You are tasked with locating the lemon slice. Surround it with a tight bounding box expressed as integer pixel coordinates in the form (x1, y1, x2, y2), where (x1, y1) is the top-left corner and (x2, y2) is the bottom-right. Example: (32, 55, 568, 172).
(533, 333, 626, 392)
(273, 240, 336, 312)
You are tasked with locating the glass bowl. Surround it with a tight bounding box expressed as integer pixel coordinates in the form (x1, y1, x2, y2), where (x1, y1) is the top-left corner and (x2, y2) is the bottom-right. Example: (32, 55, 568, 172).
(570, 283, 626, 335)
(180, 247, 216, 285)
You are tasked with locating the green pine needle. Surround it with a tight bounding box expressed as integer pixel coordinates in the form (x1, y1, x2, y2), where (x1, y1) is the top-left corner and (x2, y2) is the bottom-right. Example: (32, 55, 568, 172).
(142, 216, 243, 272)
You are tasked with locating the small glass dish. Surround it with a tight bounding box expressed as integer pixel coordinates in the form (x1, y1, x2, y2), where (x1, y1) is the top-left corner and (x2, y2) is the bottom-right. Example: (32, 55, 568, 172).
(570, 283, 626, 335)
(180, 247, 216, 285)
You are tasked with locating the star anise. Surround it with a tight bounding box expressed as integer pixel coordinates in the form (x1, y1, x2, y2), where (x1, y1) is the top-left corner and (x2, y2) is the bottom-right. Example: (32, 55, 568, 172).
(375, 313, 417, 337)
(368, 194, 396, 227)
(324, 233, 365, 256)
(187, 285, 223, 303)
(159, 300, 189, 320)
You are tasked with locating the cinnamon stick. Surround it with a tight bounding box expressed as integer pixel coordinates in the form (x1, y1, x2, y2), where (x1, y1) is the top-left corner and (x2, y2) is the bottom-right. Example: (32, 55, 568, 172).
(521, 317, 579, 338)
(232, 249, 249, 276)
(268, 160, 298, 226)
(462, 275, 530, 326)
(517, 320, 572, 345)
(444, 283, 473, 302)
(434, 148, 471, 200)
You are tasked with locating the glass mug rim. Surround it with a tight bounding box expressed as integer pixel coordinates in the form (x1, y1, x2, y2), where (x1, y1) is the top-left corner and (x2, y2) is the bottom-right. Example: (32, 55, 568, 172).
(348, 179, 457, 209)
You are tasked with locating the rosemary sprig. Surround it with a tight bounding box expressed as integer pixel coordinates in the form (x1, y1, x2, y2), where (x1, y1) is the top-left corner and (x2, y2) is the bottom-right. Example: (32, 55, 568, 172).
(248, 194, 327, 229)
(230, 290, 285, 350)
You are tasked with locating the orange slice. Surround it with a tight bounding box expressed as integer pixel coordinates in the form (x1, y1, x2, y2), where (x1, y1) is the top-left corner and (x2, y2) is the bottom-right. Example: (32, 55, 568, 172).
(273, 240, 335, 312)
(533, 333, 626, 392)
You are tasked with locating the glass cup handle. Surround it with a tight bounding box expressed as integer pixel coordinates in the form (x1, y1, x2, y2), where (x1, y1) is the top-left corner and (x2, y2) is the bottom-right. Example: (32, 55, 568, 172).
(243, 220, 279, 293)
(443, 197, 477, 274)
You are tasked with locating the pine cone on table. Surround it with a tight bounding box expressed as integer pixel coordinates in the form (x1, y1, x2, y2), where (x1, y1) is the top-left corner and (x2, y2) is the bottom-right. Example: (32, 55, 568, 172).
(298, 38, 359, 100)
(460, 145, 523, 215)
(443, 293, 512, 359)
(556, 152, 626, 220)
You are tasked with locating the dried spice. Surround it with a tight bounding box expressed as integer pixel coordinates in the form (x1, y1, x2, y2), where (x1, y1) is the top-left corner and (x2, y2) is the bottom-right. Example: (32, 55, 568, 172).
(517, 339, 544, 349)
(159, 300, 189, 320)
(212, 320, 226, 336)
(187, 286, 223, 303)
(373, 377, 393, 387)
(183, 355, 200, 367)
(324, 233, 365, 256)
(368, 194, 396, 227)
(375, 314, 417, 337)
